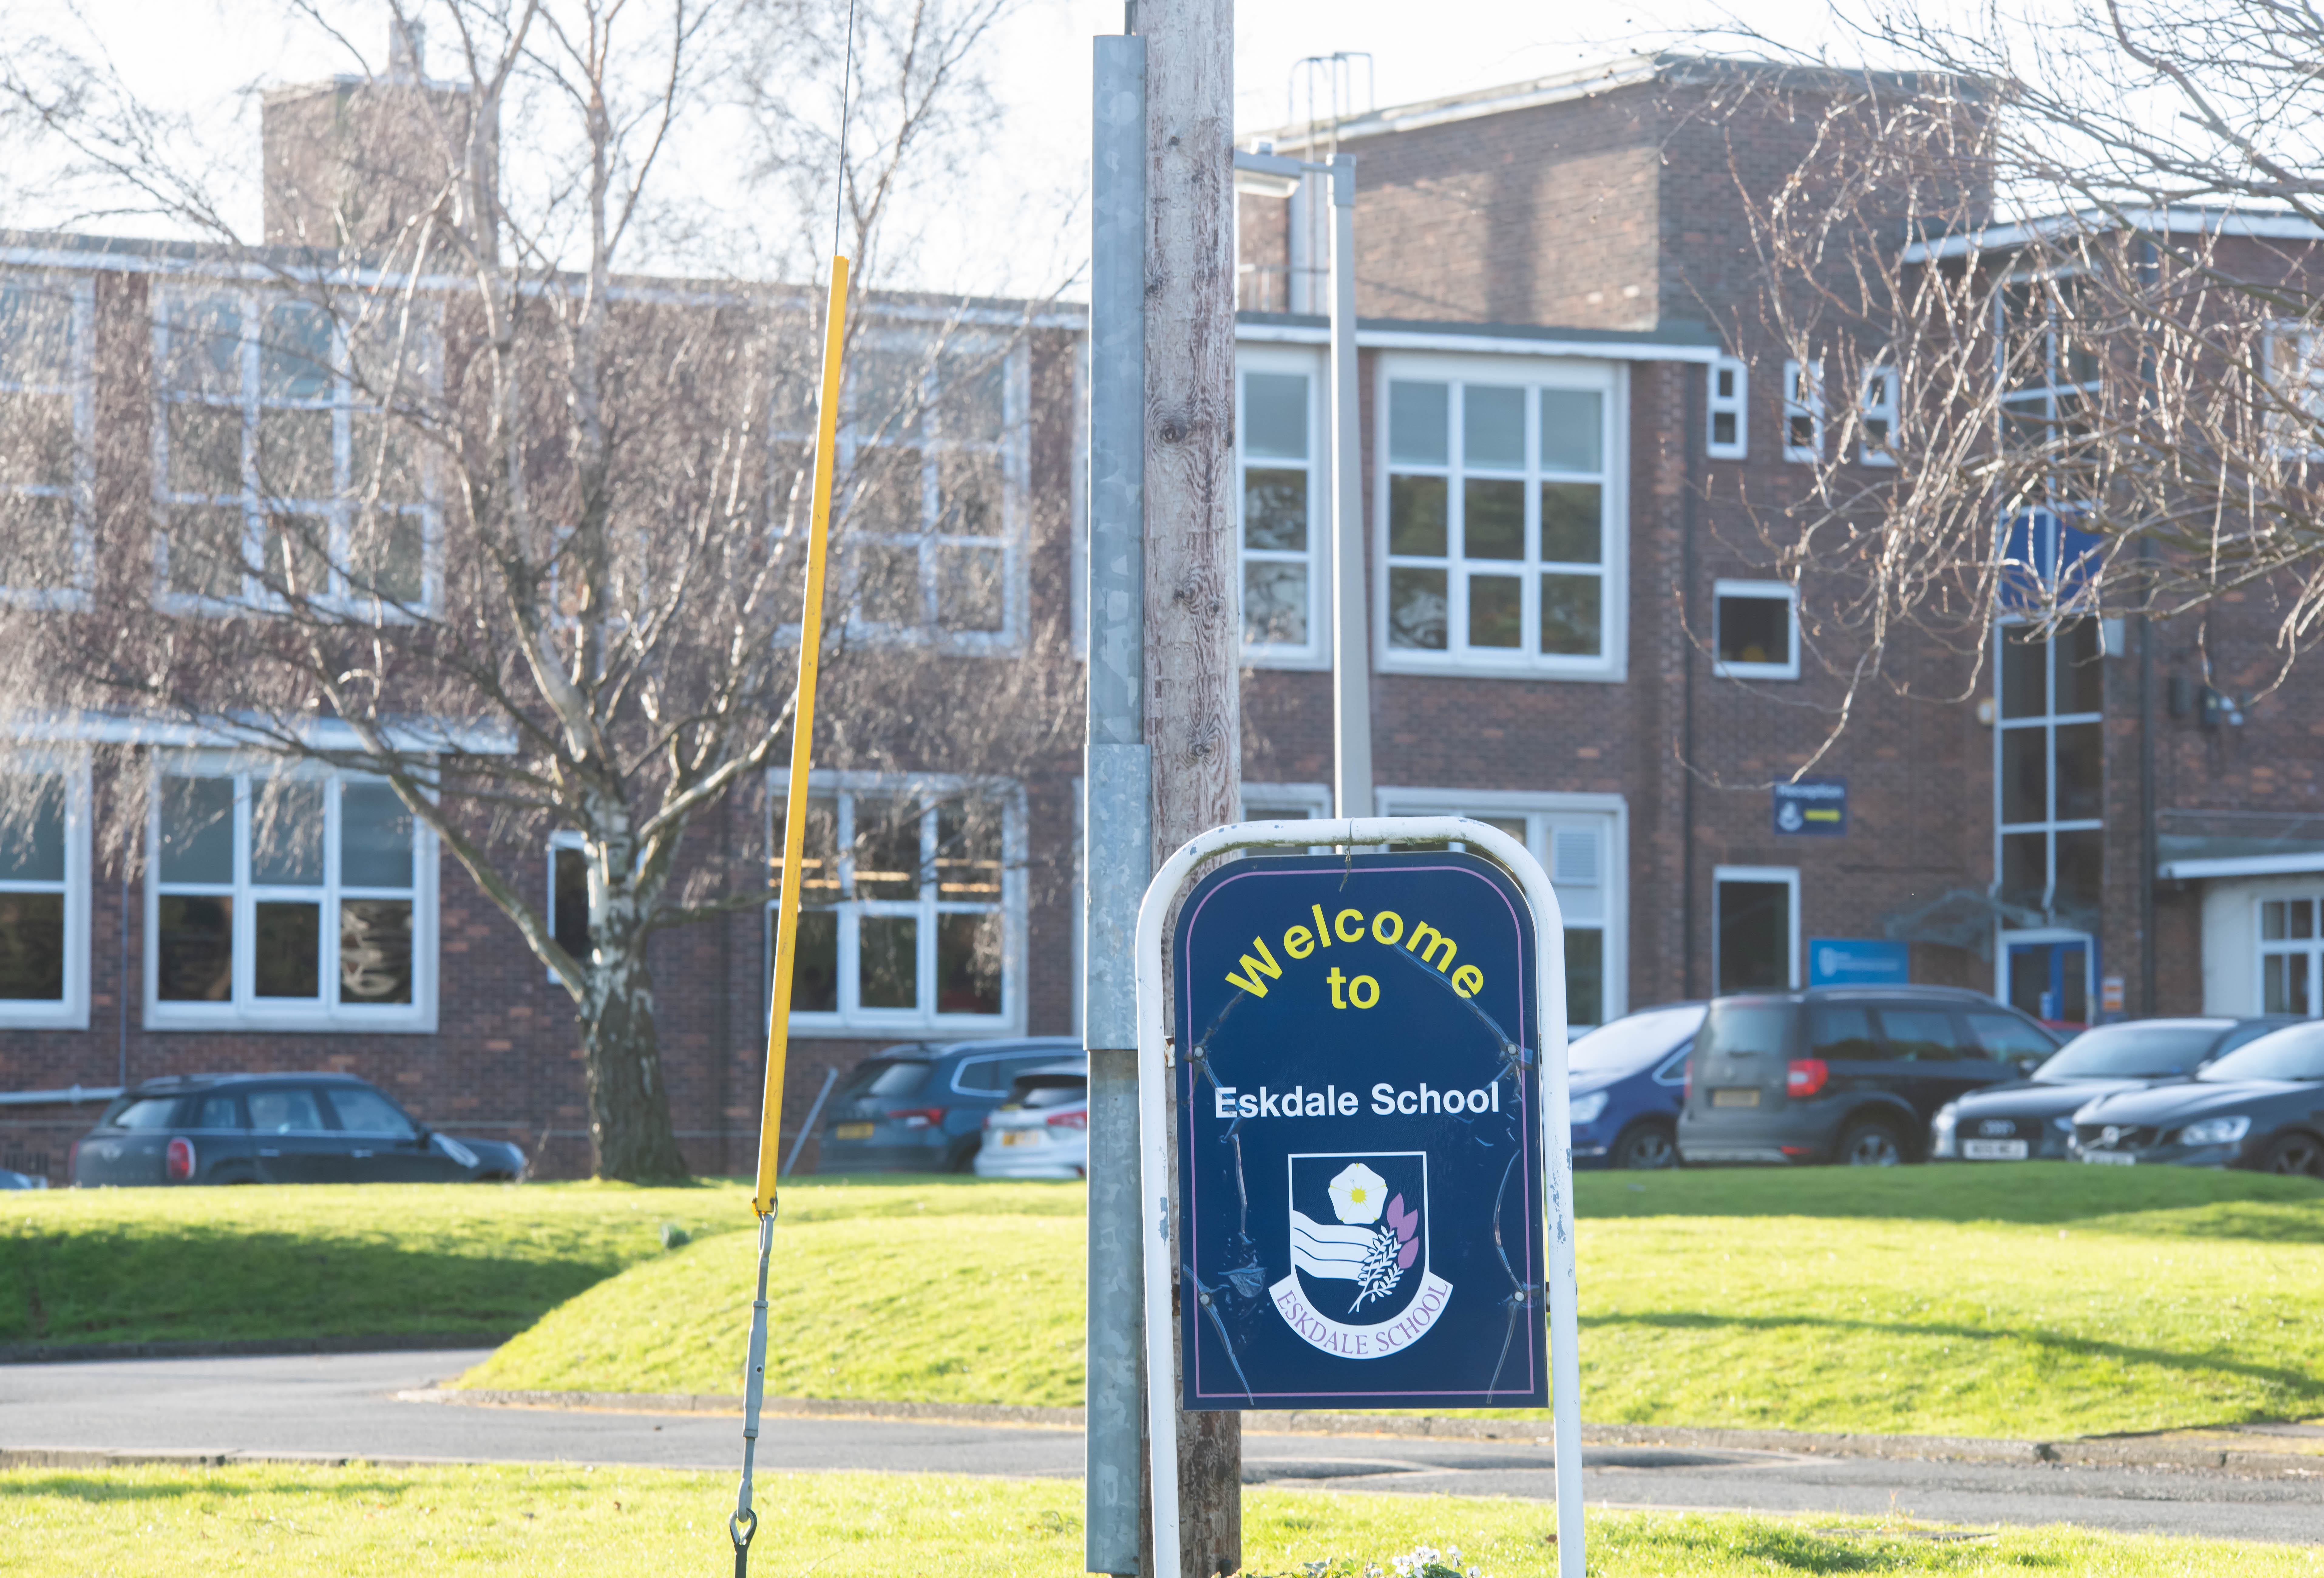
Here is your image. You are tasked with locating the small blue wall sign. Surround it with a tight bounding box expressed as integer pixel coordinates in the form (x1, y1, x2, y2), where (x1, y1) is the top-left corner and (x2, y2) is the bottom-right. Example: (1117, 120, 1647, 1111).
(1772, 778, 1847, 836)
(1172, 851, 1547, 1411)
(1807, 937, 1910, 987)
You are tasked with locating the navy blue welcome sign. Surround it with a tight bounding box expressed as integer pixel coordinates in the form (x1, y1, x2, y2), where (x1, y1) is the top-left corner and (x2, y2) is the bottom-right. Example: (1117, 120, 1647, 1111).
(1173, 851, 1548, 1410)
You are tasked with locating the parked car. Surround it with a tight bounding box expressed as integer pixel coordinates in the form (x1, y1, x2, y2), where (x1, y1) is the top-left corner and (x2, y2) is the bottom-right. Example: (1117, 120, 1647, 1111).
(1568, 1003, 1702, 1169)
(0, 1166, 47, 1189)
(1932, 1015, 2296, 1161)
(973, 1060, 1090, 1179)
(69, 1073, 527, 1186)
(815, 1037, 1082, 1173)
(1677, 987, 2061, 1166)
(2072, 1021, 2324, 1174)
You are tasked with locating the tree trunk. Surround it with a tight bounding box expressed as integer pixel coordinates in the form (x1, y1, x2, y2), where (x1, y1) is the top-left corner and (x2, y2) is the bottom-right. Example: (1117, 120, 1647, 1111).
(581, 905, 690, 1180)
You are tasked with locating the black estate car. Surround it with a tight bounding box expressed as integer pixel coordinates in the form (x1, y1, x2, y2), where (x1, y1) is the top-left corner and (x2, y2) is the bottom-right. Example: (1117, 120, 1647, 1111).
(2073, 1021, 2324, 1174)
(1677, 987, 2061, 1166)
(71, 1072, 527, 1186)
(815, 1037, 1083, 1172)
(1931, 1016, 2296, 1162)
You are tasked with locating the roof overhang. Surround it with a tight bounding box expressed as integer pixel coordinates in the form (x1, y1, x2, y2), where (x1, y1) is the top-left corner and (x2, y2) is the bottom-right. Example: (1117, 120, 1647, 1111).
(1904, 206, 2324, 263)
(1238, 311, 1724, 364)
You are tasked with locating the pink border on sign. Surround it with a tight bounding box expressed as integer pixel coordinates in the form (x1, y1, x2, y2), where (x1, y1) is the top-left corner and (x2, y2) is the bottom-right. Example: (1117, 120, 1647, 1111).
(1178, 861, 1538, 1402)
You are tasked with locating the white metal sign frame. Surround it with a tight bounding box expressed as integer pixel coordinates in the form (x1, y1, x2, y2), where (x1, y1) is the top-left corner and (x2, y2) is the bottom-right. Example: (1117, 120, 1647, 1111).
(1135, 816, 1583, 1578)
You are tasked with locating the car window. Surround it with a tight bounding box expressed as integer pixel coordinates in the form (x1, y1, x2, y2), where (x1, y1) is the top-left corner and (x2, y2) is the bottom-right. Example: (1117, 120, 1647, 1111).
(847, 1060, 930, 1098)
(1808, 1006, 1878, 1060)
(109, 1096, 181, 1130)
(1878, 1008, 1961, 1061)
(1697, 1004, 1794, 1058)
(247, 1088, 328, 1133)
(951, 1056, 1006, 1093)
(327, 1088, 416, 1138)
(2033, 1023, 2222, 1081)
(2198, 1023, 2324, 1083)
(1001, 1055, 1072, 1088)
(194, 1095, 241, 1129)
(1652, 1047, 1690, 1085)
(2212, 1020, 2292, 1059)
(1964, 1010, 2057, 1064)
(1010, 1075, 1088, 1109)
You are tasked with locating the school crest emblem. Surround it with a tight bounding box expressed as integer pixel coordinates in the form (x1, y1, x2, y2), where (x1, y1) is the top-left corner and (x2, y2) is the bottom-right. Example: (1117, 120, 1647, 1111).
(1270, 1152, 1454, 1359)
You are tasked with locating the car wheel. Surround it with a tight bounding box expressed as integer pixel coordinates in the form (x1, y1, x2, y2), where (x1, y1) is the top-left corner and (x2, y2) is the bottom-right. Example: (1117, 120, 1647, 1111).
(2260, 1131, 2324, 1177)
(1837, 1117, 1906, 1167)
(1611, 1122, 1678, 1170)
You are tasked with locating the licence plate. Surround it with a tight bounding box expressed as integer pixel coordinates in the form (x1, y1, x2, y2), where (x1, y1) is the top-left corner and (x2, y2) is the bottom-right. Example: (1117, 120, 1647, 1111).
(833, 1123, 874, 1140)
(2083, 1150, 2136, 1166)
(1963, 1139, 2028, 1161)
(1711, 1088, 1761, 1109)
(1000, 1130, 1043, 1147)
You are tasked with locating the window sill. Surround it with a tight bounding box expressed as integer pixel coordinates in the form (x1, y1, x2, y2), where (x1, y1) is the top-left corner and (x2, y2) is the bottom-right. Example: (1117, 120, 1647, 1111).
(1377, 651, 1626, 684)
(1242, 647, 1333, 672)
(1713, 661, 1800, 682)
(783, 1011, 1023, 1040)
(0, 1001, 90, 1030)
(144, 1003, 439, 1034)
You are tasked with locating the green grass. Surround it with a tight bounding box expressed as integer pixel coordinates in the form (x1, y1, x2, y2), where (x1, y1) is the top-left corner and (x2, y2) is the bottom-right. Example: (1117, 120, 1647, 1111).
(460, 1166, 2324, 1440)
(3, 1461, 2318, 1576)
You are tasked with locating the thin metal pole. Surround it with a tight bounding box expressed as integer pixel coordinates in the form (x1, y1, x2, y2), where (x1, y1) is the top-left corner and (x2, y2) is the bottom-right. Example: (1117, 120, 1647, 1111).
(1084, 29, 1151, 1577)
(1327, 153, 1372, 818)
(780, 1066, 840, 1177)
(734, 255, 850, 1576)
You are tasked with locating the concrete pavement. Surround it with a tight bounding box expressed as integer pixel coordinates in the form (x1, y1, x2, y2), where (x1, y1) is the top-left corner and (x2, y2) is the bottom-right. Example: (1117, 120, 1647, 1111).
(2, 1351, 2317, 1544)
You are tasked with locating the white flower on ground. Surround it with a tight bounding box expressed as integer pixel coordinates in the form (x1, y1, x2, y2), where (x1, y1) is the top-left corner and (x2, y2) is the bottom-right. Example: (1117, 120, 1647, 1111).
(1327, 1162, 1388, 1225)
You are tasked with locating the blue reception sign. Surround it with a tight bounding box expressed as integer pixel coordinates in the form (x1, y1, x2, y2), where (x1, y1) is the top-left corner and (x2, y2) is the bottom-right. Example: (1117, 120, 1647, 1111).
(1772, 777, 1847, 836)
(1172, 851, 1547, 1411)
(1807, 937, 1910, 987)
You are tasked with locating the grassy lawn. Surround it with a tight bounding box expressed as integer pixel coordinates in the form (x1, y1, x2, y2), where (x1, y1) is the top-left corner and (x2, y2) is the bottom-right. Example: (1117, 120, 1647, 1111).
(0, 1176, 1068, 1348)
(3, 1461, 2316, 1577)
(458, 1165, 2324, 1440)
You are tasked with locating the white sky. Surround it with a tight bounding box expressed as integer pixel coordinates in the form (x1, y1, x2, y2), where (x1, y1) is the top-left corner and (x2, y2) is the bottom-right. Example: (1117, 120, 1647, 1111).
(11, 0, 1886, 296)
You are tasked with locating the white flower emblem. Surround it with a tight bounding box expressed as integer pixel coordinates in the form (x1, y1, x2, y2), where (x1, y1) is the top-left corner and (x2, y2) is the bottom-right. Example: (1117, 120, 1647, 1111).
(1327, 1162, 1387, 1225)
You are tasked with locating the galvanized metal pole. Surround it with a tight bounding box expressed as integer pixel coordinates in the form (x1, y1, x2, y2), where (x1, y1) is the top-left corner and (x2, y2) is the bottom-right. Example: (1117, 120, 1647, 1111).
(1326, 153, 1371, 818)
(1084, 29, 1152, 1578)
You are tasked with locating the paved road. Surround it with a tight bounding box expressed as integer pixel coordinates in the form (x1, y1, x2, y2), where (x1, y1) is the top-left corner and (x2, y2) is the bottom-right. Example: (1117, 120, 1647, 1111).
(3, 1352, 2318, 1544)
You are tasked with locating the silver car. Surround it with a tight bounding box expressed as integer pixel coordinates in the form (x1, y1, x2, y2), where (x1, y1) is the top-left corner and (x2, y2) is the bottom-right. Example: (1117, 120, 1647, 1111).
(973, 1060, 1089, 1179)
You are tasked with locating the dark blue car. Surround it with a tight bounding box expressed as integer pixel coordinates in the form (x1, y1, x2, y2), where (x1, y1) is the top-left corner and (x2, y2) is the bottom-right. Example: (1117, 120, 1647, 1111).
(1568, 1002, 1703, 1169)
(815, 1037, 1083, 1173)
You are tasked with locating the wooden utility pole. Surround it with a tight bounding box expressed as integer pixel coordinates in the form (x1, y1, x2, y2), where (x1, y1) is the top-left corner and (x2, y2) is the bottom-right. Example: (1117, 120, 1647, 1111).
(1141, 0, 1239, 1573)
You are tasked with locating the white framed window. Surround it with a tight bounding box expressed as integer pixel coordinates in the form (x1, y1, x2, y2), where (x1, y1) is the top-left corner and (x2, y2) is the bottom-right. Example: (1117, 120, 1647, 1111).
(146, 759, 437, 1032)
(548, 830, 587, 981)
(1377, 353, 1627, 681)
(1714, 865, 1799, 994)
(768, 770, 1025, 1036)
(1859, 365, 1899, 466)
(807, 331, 1028, 650)
(1237, 346, 1329, 667)
(1995, 617, 2104, 925)
(1781, 358, 1823, 463)
(2259, 896, 2324, 1017)
(0, 272, 94, 603)
(1374, 787, 1627, 1031)
(2263, 326, 2324, 456)
(152, 284, 437, 614)
(1706, 354, 1748, 460)
(1712, 580, 1800, 680)
(0, 752, 92, 1029)
(1997, 273, 2101, 500)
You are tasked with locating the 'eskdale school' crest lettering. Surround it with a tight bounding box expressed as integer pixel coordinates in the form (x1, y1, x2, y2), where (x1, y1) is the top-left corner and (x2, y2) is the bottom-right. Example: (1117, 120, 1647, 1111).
(1269, 1152, 1454, 1359)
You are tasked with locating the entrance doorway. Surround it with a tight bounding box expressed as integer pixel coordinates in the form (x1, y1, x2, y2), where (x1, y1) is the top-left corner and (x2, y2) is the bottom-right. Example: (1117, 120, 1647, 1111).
(2003, 933, 2094, 1030)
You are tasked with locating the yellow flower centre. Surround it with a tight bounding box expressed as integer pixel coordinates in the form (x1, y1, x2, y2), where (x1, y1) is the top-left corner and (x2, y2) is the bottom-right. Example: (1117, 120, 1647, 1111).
(1350, 1188, 1366, 1203)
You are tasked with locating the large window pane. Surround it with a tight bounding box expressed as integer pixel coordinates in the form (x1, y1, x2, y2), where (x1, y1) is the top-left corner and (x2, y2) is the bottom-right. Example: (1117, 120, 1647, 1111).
(0, 391, 74, 486)
(1999, 633, 2046, 718)
(1388, 381, 1448, 466)
(157, 894, 233, 1000)
(159, 777, 235, 885)
(351, 509, 425, 602)
(1715, 880, 1790, 994)
(2000, 728, 2048, 826)
(251, 781, 325, 886)
(2056, 620, 2103, 714)
(1564, 926, 1603, 1028)
(854, 801, 922, 899)
(338, 898, 414, 1003)
(789, 908, 839, 1011)
(1388, 475, 1447, 555)
(936, 451, 1003, 536)
(0, 776, 66, 883)
(1243, 561, 1308, 646)
(1463, 385, 1525, 468)
(1539, 483, 1601, 564)
(260, 302, 333, 402)
(936, 912, 1003, 1014)
(1462, 479, 1524, 559)
(0, 282, 73, 379)
(255, 901, 321, 998)
(0, 892, 64, 999)
(935, 544, 1005, 631)
(771, 795, 839, 904)
(858, 915, 918, 1008)
(1539, 573, 1601, 656)
(1539, 389, 1603, 472)
(937, 353, 1006, 443)
(935, 797, 1003, 898)
(348, 413, 419, 505)
(553, 844, 589, 962)
(2053, 830, 2102, 916)
(1467, 574, 1522, 648)
(1716, 594, 1790, 667)
(1243, 468, 1308, 551)
(855, 541, 922, 626)
(167, 506, 245, 599)
(256, 408, 333, 501)
(163, 296, 241, 398)
(340, 783, 413, 887)
(2054, 721, 2103, 821)
(1388, 567, 1447, 650)
(1244, 372, 1308, 459)
(2000, 831, 2047, 907)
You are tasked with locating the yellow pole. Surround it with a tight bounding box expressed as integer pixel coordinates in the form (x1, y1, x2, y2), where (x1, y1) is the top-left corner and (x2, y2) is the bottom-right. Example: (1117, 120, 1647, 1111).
(754, 256, 849, 1220)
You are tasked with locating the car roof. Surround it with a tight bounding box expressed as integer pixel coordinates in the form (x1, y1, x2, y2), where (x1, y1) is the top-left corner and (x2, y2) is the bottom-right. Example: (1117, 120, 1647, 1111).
(1012, 1059, 1089, 1079)
(1708, 986, 1999, 1007)
(923, 1037, 1083, 1061)
(128, 1071, 375, 1093)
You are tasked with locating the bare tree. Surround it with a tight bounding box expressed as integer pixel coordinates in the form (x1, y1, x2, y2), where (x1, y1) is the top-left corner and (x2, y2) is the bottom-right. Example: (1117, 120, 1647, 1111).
(1688, 6, 2324, 766)
(0, 0, 1064, 1178)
